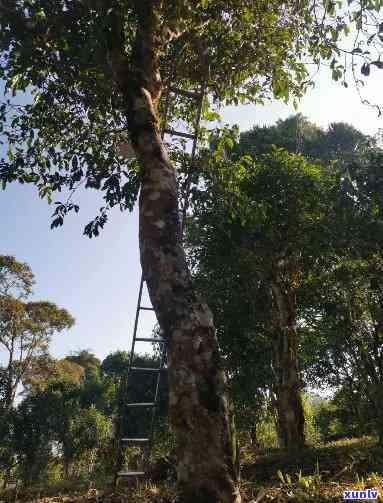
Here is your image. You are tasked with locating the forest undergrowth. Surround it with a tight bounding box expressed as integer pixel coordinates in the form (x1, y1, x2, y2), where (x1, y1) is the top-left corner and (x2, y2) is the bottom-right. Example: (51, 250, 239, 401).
(1, 437, 382, 503)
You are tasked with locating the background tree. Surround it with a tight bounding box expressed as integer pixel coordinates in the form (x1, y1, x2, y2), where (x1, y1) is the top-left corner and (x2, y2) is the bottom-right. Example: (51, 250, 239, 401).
(299, 143, 383, 443)
(187, 117, 378, 450)
(0, 256, 34, 299)
(303, 257, 383, 444)
(65, 351, 114, 413)
(0, 255, 74, 485)
(188, 141, 337, 449)
(1, 347, 169, 486)
(22, 355, 85, 394)
(13, 352, 110, 482)
(237, 114, 372, 164)
(13, 392, 54, 485)
(0, 293, 74, 411)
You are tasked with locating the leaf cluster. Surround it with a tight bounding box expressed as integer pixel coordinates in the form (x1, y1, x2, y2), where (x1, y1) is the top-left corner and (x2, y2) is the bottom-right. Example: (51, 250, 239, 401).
(2, 0, 379, 233)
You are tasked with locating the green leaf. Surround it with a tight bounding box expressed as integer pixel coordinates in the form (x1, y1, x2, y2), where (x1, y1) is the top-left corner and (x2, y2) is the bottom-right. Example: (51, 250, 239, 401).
(277, 470, 285, 483)
(361, 63, 370, 76)
(371, 60, 383, 69)
(35, 8, 47, 21)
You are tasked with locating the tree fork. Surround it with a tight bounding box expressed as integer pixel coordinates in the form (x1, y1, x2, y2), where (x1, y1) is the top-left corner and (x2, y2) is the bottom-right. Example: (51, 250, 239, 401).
(108, 2, 241, 501)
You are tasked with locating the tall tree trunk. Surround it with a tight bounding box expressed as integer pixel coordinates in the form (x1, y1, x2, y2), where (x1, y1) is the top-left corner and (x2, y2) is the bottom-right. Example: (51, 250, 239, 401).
(376, 386, 383, 444)
(108, 3, 241, 502)
(249, 424, 258, 447)
(376, 406, 383, 445)
(4, 338, 16, 411)
(271, 276, 305, 450)
(369, 384, 383, 444)
(374, 396, 383, 446)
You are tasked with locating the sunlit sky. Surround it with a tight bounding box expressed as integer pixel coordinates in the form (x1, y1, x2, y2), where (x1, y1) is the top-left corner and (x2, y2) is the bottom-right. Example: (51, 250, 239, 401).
(1, 64, 382, 364)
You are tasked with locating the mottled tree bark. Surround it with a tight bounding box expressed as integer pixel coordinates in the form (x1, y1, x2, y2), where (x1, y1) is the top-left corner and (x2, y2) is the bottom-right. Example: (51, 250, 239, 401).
(369, 391, 383, 445)
(271, 275, 305, 450)
(108, 2, 241, 501)
(376, 406, 383, 445)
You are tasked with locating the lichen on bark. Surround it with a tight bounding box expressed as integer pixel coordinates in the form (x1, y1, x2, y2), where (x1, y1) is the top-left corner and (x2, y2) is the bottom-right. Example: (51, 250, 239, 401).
(271, 274, 305, 450)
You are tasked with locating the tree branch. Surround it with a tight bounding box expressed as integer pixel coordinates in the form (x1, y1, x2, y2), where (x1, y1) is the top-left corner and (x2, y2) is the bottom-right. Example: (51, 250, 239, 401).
(0, 1, 29, 33)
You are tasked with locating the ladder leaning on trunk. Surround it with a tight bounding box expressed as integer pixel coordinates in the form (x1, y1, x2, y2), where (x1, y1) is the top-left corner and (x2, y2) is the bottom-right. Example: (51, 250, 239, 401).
(116, 80, 206, 481)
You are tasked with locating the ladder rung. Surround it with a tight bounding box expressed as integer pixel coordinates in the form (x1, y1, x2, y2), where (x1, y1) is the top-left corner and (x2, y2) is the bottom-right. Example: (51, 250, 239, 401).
(126, 402, 156, 407)
(169, 86, 203, 100)
(135, 337, 165, 343)
(131, 367, 161, 372)
(117, 471, 145, 477)
(164, 128, 196, 140)
(121, 438, 149, 443)
(139, 306, 155, 311)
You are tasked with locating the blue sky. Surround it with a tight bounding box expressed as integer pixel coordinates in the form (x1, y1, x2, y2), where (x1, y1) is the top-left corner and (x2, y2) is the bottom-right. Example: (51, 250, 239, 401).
(1, 65, 382, 364)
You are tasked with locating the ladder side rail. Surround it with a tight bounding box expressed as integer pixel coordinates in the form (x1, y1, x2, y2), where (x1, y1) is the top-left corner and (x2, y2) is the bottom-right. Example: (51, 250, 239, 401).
(161, 92, 171, 140)
(148, 342, 168, 451)
(161, 66, 176, 140)
(119, 273, 145, 471)
(127, 274, 145, 375)
(180, 80, 207, 236)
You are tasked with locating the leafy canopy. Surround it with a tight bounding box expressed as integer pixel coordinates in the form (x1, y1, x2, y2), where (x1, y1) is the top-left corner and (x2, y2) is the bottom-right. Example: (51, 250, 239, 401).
(0, 255, 34, 298)
(1, 0, 382, 234)
(186, 117, 381, 413)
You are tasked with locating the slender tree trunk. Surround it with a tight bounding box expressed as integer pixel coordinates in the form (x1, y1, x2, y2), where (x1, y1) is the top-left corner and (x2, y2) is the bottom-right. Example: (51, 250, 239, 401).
(377, 413, 383, 445)
(249, 425, 258, 447)
(108, 3, 240, 501)
(369, 385, 383, 444)
(4, 339, 16, 411)
(271, 276, 305, 450)
(377, 388, 383, 444)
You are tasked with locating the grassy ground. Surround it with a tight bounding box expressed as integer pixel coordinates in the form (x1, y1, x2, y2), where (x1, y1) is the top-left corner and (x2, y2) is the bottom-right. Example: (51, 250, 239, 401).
(241, 436, 383, 502)
(1, 437, 382, 502)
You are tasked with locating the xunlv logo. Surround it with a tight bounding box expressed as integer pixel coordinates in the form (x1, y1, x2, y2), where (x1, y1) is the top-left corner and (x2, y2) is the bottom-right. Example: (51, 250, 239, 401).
(343, 489, 379, 500)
